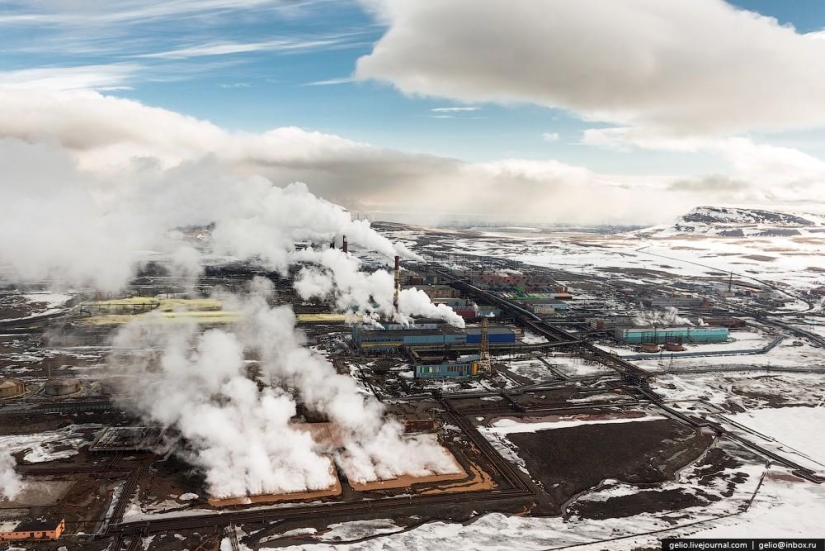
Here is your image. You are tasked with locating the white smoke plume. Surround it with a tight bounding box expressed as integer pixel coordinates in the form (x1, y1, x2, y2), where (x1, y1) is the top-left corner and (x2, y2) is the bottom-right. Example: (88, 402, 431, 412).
(0, 141, 414, 291)
(292, 248, 465, 327)
(110, 280, 458, 498)
(0, 143, 461, 322)
(0, 450, 24, 500)
(633, 307, 694, 327)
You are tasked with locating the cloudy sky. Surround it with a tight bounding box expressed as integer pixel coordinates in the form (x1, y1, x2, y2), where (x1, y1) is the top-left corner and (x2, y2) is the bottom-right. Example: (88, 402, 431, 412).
(2, 0, 825, 225)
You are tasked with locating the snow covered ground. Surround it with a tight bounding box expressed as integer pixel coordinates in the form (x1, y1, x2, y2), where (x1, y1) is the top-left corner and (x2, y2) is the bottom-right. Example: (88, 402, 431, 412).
(23, 293, 73, 309)
(637, 338, 824, 372)
(689, 472, 825, 539)
(382, 222, 825, 296)
(481, 415, 666, 436)
(0, 425, 97, 463)
(280, 460, 768, 551)
(724, 406, 825, 469)
(540, 354, 613, 377)
(651, 372, 825, 408)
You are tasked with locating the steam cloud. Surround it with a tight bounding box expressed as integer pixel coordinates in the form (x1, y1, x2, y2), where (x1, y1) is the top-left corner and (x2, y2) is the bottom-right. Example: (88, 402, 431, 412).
(292, 249, 464, 328)
(0, 451, 24, 500)
(2, 139, 466, 499)
(0, 140, 413, 290)
(111, 280, 459, 498)
(0, 141, 460, 326)
(633, 307, 694, 327)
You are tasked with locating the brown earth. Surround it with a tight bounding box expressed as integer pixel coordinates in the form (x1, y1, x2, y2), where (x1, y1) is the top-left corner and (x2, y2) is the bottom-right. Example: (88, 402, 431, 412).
(507, 418, 714, 512)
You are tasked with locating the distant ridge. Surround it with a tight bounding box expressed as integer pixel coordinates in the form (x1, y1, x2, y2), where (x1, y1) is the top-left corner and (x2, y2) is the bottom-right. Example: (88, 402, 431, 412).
(645, 206, 825, 238)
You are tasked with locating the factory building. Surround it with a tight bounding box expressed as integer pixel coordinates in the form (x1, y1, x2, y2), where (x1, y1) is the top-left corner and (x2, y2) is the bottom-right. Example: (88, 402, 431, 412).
(414, 356, 480, 379)
(466, 327, 516, 344)
(352, 324, 465, 353)
(615, 327, 729, 344)
(416, 285, 461, 299)
(500, 291, 573, 304)
(352, 323, 516, 353)
(476, 273, 565, 292)
(0, 378, 25, 399)
(703, 317, 747, 328)
(642, 296, 710, 309)
(527, 301, 568, 315)
(43, 379, 81, 396)
(588, 316, 638, 331)
(432, 297, 479, 320)
(0, 519, 65, 542)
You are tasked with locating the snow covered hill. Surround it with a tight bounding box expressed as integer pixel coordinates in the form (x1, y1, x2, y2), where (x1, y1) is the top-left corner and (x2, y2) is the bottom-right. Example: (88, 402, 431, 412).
(647, 206, 825, 237)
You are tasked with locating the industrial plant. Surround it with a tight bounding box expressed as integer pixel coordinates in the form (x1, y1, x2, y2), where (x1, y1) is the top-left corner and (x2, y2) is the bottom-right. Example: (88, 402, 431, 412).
(1, 213, 823, 551)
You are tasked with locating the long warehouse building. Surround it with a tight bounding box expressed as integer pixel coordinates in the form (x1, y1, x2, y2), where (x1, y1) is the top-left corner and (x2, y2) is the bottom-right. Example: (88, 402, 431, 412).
(615, 326, 729, 344)
(352, 324, 516, 353)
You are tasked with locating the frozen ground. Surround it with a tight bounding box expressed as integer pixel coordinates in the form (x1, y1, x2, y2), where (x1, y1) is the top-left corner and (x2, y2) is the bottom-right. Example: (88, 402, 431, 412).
(724, 406, 825, 468)
(688, 471, 825, 538)
(320, 519, 403, 542)
(541, 354, 613, 377)
(482, 415, 666, 436)
(280, 458, 766, 551)
(636, 338, 824, 372)
(0, 424, 98, 463)
(651, 372, 825, 409)
(382, 222, 825, 300)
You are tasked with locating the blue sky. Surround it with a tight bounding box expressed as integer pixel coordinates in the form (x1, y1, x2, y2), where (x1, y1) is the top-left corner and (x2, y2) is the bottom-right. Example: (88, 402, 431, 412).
(2, 0, 825, 224)
(7, 0, 820, 171)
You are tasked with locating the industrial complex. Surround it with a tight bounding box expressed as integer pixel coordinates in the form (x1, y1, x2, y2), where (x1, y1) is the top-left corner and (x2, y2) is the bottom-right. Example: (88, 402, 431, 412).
(1, 221, 824, 551)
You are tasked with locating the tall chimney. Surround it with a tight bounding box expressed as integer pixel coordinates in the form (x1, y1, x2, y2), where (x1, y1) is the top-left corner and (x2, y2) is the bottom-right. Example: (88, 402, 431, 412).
(342, 235, 348, 254)
(393, 255, 401, 311)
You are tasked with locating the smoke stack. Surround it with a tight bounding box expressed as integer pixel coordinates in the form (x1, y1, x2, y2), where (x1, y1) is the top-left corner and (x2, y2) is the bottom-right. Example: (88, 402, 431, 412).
(342, 235, 348, 254)
(393, 255, 401, 311)
(330, 238, 335, 249)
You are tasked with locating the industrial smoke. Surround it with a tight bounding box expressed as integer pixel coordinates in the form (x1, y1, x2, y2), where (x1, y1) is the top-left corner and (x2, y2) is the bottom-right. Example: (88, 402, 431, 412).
(0, 450, 24, 500)
(1, 148, 465, 497)
(292, 248, 465, 328)
(111, 279, 459, 498)
(633, 307, 694, 327)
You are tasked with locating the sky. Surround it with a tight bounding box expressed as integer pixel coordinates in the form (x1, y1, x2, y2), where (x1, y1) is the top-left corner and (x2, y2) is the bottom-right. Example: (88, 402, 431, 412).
(2, 0, 825, 225)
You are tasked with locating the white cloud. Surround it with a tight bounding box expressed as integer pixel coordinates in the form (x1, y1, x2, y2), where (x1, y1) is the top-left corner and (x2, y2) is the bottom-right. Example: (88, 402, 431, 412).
(302, 77, 356, 86)
(0, 88, 822, 231)
(356, 0, 825, 136)
(431, 107, 479, 113)
(0, 1, 298, 26)
(138, 38, 345, 60)
(0, 65, 139, 91)
(582, 126, 825, 201)
(542, 132, 560, 142)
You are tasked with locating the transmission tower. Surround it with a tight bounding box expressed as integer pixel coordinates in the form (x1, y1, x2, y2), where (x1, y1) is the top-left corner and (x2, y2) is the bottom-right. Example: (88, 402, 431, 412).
(478, 317, 492, 374)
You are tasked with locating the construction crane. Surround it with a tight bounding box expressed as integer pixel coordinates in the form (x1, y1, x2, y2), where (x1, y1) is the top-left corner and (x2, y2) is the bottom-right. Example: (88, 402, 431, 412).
(478, 317, 492, 374)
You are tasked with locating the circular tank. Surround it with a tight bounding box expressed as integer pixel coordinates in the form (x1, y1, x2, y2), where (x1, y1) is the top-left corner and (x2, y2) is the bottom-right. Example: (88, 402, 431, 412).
(0, 378, 25, 398)
(44, 378, 81, 396)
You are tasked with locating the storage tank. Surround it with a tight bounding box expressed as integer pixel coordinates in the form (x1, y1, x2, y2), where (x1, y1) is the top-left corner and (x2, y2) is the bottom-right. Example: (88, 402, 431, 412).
(44, 379, 81, 396)
(0, 378, 25, 399)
